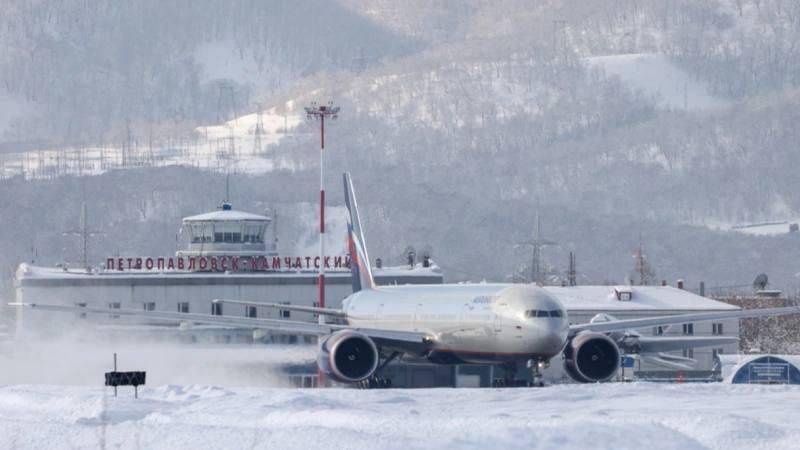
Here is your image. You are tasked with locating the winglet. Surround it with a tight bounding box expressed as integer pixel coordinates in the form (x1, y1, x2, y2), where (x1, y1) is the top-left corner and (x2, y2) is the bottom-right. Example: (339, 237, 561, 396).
(343, 173, 375, 292)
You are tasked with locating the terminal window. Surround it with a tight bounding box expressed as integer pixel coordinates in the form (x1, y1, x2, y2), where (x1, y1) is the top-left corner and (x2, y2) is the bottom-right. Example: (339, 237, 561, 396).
(279, 302, 291, 318)
(190, 224, 213, 243)
(178, 302, 190, 313)
(214, 223, 243, 243)
(243, 224, 264, 243)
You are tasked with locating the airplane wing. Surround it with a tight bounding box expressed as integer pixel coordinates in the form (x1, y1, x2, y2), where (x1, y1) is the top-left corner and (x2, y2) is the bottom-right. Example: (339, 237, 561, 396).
(213, 299, 347, 318)
(570, 305, 800, 335)
(10, 302, 430, 353)
(636, 336, 738, 353)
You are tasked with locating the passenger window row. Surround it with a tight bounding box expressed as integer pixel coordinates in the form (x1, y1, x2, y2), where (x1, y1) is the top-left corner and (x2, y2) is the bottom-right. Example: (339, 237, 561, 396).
(525, 309, 563, 318)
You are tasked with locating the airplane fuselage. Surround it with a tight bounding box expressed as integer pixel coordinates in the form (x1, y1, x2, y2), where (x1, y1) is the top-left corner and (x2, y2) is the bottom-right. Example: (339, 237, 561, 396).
(343, 284, 569, 364)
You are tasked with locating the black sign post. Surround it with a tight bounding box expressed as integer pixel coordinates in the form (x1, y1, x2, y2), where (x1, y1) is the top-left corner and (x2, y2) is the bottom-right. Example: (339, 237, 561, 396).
(104, 353, 146, 398)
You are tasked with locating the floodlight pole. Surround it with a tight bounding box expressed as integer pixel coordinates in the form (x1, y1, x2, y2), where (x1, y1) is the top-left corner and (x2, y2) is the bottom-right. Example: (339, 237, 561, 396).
(305, 102, 339, 388)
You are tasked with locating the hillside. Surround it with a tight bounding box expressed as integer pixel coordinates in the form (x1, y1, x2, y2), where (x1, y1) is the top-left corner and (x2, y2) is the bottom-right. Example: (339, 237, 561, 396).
(1, 0, 800, 293)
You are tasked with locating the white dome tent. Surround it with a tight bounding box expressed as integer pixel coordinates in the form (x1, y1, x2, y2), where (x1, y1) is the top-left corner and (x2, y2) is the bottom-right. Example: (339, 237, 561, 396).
(718, 354, 800, 384)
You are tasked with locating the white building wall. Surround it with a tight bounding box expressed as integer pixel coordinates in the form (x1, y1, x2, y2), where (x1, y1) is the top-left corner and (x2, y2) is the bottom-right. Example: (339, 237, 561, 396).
(13, 269, 439, 340)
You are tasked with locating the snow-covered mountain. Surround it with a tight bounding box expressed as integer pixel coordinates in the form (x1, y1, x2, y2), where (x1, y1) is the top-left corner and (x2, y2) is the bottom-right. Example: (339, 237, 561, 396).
(2, 0, 800, 291)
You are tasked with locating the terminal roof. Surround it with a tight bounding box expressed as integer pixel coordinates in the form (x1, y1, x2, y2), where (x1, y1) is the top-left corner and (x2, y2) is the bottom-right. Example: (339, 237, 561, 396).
(183, 208, 269, 222)
(544, 285, 739, 311)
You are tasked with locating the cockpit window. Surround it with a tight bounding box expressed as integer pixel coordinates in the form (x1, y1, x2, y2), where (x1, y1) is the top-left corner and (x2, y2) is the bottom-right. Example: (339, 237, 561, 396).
(525, 309, 564, 318)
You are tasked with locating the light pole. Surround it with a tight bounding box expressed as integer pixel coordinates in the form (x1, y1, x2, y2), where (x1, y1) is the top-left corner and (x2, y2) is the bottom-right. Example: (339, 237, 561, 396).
(305, 101, 339, 387)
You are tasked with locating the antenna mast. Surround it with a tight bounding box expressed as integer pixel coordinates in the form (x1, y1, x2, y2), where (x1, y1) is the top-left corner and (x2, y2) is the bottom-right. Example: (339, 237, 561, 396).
(225, 173, 230, 203)
(305, 101, 339, 387)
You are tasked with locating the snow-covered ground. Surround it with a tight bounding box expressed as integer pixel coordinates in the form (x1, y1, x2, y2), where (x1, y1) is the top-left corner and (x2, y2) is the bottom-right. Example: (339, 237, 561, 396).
(701, 218, 800, 237)
(0, 336, 797, 449)
(729, 221, 800, 237)
(0, 107, 306, 180)
(0, 383, 797, 450)
(586, 53, 727, 111)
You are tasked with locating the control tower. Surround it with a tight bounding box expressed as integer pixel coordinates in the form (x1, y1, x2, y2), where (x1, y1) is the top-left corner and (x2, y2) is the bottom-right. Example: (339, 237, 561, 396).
(177, 203, 277, 258)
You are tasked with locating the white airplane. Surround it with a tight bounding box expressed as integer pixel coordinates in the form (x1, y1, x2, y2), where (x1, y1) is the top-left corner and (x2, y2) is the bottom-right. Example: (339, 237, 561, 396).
(13, 173, 800, 387)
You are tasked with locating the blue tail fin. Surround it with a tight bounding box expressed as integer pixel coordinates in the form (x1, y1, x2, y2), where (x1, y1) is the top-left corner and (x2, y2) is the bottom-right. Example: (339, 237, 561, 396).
(343, 173, 375, 292)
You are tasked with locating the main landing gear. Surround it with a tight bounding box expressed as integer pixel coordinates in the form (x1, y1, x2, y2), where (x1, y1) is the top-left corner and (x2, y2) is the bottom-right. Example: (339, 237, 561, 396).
(357, 377, 392, 389)
(357, 351, 401, 390)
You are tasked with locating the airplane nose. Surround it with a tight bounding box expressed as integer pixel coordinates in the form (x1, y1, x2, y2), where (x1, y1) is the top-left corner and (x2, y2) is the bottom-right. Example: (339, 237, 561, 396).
(535, 319, 568, 353)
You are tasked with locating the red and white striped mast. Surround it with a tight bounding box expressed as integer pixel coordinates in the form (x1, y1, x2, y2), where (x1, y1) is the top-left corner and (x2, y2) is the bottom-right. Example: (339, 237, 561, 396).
(304, 101, 339, 386)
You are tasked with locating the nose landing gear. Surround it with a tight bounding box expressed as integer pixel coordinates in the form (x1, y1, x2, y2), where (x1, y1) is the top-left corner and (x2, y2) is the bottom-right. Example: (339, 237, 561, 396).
(527, 358, 548, 387)
(492, 360, 548, 387)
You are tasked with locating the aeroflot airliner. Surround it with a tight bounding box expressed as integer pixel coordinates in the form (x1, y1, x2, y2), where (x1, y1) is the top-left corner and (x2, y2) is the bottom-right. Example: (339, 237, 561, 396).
(15, 173, 800, 387)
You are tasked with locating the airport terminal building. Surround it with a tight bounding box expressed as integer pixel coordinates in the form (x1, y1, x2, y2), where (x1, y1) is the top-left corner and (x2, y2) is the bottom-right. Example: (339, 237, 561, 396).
(13, 202, 443, 343)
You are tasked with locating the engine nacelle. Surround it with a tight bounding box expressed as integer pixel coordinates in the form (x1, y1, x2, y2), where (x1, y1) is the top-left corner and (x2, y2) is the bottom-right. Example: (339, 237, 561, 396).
(563, 332, 620, 383)
(317, 330, 380, 383)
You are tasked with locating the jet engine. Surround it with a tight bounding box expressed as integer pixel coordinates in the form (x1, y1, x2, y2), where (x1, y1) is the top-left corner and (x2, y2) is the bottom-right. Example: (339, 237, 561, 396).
(317, 330, 380, 383)
(563, 332, 620, 383)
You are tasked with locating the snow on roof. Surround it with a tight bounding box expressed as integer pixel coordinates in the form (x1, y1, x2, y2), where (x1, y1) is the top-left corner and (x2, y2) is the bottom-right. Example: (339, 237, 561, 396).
(183, 209, 269, 222)
(16, 263, 443, 280)
(543, 285, 739, 312)
(373, 262, 442, 277)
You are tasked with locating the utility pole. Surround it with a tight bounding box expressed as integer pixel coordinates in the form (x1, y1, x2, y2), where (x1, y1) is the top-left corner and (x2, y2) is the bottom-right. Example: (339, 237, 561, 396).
(253, 105, 265, 155)
(517, 215, 556, 285)
(632, 234, 654, 286)
(305, 101, 340, 387)
(568, 251, 577, 286)
(63, 202, 104, 270)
